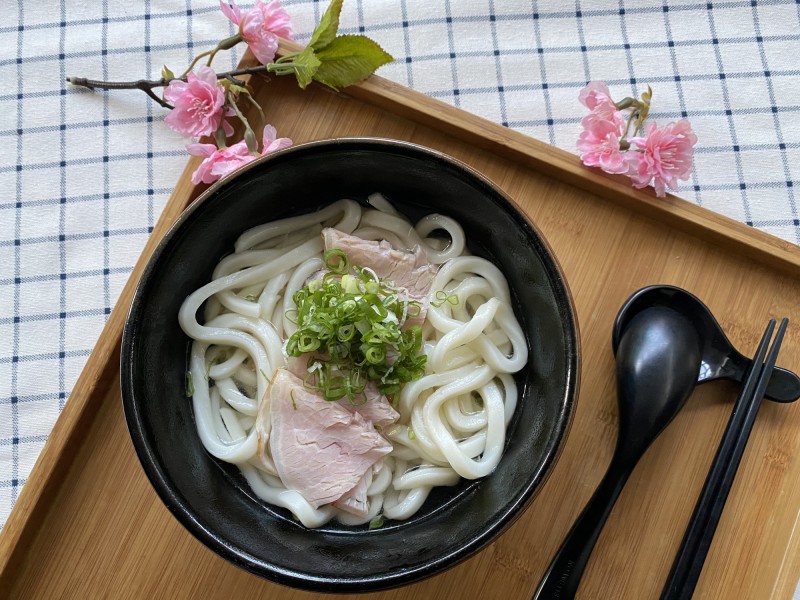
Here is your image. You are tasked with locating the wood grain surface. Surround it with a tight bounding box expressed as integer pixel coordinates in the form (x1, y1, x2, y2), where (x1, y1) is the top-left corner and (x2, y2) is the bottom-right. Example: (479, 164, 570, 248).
(2, 50, 800, 599)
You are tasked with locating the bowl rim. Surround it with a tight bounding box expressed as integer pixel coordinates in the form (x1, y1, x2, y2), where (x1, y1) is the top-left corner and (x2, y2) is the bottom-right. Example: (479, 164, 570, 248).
(120, 137, 581, 592)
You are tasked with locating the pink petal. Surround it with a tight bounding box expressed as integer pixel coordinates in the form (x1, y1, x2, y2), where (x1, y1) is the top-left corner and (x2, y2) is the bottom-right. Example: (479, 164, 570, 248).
(186, 143, 217, 157)
(163, 80, 188, 103)
(193, 65, 219, 87)
(579, 81, 612, 110)
(258, 124, 291, 154)
(263, 137, 292, 154)
(219, 0, 241, 25)
(259, 0, 294, 40)
(247, 36, 280, 65)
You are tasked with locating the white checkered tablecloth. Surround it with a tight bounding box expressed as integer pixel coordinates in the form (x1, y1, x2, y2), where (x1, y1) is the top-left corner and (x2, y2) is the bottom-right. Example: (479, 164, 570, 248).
(2, 1, 800, 590)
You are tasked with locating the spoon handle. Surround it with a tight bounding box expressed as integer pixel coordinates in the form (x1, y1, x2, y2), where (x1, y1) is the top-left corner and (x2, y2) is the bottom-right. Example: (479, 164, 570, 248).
(532, 453, 634, 600)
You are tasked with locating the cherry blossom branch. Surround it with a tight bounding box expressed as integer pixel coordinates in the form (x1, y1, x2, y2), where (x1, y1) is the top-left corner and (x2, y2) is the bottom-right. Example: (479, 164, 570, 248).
(64, 0, 392, 187)
(578, 81, 696, 198)
(65, 65, 271, 109)
(65, 76, 174, 108)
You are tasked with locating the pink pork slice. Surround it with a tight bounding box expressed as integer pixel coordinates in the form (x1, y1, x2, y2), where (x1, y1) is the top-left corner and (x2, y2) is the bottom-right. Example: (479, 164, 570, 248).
(333, 468, 373, 517)
(268, 368, 392, 509)
(286, 355, 400, 428)
(322, 228, 438, 303)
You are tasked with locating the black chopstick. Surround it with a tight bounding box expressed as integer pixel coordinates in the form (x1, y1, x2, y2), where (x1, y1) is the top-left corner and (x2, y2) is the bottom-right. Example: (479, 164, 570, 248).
(661, 317, 789, 600)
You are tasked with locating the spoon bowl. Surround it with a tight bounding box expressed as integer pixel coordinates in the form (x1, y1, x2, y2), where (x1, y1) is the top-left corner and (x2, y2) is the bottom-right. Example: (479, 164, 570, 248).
(612, 285, 800, 403)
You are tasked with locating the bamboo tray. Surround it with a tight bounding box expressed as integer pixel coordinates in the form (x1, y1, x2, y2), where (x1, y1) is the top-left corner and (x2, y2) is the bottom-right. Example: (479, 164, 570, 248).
(3, 45, 800, 599)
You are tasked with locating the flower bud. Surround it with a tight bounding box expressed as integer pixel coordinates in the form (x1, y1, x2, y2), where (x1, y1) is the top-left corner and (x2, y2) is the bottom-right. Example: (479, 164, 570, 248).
(216, 33, 242, 51)
(244, 128, 259, 154)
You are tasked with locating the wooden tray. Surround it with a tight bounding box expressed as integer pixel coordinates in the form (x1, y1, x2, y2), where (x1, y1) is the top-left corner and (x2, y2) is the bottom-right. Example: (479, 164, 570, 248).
(3, 45, 800, 599)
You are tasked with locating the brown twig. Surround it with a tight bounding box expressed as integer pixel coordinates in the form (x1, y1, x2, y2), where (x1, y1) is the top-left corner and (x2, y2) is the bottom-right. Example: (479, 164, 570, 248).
(65, 76, 174, 108)
(65, 65, 271, 109)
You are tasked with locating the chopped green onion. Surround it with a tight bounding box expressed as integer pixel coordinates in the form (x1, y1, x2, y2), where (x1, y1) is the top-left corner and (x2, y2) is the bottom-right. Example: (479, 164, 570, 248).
(185, 372, 194, 397)
(408, 428, 416, 441)
(259, 368, 271, 383)
(364, 345, 385, 365)
(285, 250, 427, 402)
(296, 333, 321, 353)
(337, 323, 355, 342)
(290, 389, 297, 410)
(431, 290, 460, 308)
(323, 248, 350, 275)
(244, 294, 257, 302)
(368, 515, 385, 530)
(341, 274, 359, 293)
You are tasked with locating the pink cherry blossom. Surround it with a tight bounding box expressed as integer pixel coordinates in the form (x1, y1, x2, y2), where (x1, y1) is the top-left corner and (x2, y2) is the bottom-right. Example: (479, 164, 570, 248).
(577, 113, 628, 175)
(164, 66, 229, 138)
(220, 0, 294, 65)
(579, 81, 618, 121)
(187, 140, 255, 185)
(188, 124, 292, 185)
(260, 124, 292, 154)
(627, 119, 697, 197)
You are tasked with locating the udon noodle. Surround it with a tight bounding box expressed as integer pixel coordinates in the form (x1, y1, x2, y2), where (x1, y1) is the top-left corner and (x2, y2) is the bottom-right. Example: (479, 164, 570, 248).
(178, 194, 527, 528)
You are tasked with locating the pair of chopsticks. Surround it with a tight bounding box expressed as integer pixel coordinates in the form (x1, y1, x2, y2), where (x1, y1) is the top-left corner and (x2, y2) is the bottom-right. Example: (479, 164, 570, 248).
(660, 318, 790, 600)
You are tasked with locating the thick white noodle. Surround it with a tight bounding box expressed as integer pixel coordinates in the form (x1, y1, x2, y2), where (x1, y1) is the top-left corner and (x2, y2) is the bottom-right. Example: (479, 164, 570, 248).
(234, 199, 361, 252)
(179, 197, 530, 528)
(358, 209, 465, 264)
(366, 192, 400, 215)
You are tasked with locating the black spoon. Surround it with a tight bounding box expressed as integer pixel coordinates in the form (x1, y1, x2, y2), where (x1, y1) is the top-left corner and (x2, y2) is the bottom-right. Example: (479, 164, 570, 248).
(534, 305, 703, 599)
(612, 285, 800, 403)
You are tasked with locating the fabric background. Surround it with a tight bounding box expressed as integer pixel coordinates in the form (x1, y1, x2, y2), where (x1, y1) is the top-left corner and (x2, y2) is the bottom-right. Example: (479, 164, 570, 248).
(2, 1, 799, 591)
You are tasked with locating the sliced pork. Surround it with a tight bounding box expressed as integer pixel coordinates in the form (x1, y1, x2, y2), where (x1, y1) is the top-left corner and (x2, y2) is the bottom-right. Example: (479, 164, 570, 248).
(286, 355, 400, 428)
(322, 228, 438, 301)
(333, 468, 373, 517)
(267, 368, 392, 509)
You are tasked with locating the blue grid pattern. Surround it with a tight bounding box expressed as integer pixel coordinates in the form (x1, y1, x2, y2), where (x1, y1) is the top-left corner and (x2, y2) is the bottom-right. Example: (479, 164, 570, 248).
(2, 0, 799, 552)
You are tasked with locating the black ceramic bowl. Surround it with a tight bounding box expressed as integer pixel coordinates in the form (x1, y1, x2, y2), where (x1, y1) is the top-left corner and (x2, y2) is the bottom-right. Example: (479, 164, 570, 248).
(121, 138, 579, 592)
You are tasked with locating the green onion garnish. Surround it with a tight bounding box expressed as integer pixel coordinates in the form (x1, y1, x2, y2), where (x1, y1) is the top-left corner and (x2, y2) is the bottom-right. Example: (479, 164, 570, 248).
(368, 515, 385, 530)
(185, 371, 194, 397)
(431, 290, 460, 308)
(323, 248, 350, 275)
(285, 254, 427, 403)
(259, 368, 271, 383)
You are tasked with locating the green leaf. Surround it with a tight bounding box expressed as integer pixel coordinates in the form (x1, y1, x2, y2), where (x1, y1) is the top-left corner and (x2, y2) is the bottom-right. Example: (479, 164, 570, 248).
(161, 65, 175, 81)
(309, 0, 343, 51)
(368, 515, 385, 530)
(313, 35, 393, 91)
(292, 45, 322, 90)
